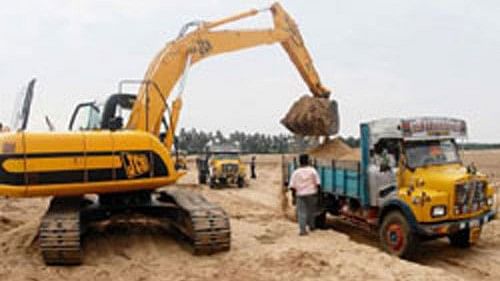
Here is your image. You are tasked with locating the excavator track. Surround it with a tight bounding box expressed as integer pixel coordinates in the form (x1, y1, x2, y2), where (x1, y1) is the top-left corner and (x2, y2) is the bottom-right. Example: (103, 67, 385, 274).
(37, 192, 229, 265)
(39, 197, 83, 265)
(159, 190, 231, 254)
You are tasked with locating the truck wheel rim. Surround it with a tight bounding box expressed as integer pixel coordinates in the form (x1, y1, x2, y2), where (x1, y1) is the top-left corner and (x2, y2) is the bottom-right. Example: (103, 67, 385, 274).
(386, 224, 404, 252)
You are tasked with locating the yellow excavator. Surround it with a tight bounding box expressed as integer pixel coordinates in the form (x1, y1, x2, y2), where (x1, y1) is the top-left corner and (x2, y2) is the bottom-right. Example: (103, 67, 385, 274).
(0, 3, 336, 265)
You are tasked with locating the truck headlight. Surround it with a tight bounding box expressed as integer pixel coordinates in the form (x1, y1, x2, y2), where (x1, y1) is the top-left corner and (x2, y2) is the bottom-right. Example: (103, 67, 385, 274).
(487, 195, 497, 207)
(431, 205, 447, 218)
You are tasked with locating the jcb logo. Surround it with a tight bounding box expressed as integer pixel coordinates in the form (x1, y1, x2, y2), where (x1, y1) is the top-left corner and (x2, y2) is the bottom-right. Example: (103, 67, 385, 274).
(195, 39, 212, 56)
(121, 153, 151, 179)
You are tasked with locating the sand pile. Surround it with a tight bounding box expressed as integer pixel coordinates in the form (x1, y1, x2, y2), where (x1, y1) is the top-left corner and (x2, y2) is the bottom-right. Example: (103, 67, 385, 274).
(308, 138, 359, 161)
(338, 149, 361, 161)
(281, 96, 339, 136)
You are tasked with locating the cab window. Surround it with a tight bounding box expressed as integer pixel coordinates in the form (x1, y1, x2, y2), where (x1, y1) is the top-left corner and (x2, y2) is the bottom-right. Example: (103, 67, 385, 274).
(69, 103, 101, 131)
(404, 139, 460, 169)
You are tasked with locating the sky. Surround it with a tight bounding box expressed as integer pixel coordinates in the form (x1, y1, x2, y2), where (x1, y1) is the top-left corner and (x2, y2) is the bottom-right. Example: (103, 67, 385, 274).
(0, 0, 499, 142)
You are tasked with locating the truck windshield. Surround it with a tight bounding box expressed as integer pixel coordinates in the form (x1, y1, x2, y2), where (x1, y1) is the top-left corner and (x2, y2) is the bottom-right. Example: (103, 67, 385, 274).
(404, 139, 460, 169)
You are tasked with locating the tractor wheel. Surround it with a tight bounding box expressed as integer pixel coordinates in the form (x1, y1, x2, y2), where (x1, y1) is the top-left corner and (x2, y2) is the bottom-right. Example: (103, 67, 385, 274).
(379, 211, 419, 260)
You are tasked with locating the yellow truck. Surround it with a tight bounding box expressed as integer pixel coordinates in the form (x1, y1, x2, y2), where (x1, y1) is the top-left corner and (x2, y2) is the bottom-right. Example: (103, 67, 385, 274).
(286, 117, 497, 259)
(198, 144, 247, 188)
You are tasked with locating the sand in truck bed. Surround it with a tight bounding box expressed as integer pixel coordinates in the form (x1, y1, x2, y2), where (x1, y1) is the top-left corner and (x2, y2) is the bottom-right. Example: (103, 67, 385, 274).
(307, 138, 360, 161)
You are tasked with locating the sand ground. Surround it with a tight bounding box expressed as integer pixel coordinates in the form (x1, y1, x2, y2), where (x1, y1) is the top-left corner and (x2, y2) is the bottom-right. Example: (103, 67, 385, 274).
(0, 150, 499, 281)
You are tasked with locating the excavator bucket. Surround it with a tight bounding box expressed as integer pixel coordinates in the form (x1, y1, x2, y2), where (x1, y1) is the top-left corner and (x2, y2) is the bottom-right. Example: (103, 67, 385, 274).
(281, 96, 339, 136)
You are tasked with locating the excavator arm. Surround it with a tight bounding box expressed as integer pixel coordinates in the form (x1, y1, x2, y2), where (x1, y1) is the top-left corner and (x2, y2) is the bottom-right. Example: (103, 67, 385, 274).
(127, 2, 331, 147)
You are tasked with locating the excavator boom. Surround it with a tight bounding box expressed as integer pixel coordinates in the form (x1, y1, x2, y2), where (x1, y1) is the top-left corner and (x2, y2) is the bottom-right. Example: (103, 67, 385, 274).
(127, 3, 332, 139)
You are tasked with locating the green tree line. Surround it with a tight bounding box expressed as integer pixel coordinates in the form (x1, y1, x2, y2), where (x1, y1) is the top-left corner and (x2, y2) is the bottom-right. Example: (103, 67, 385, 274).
(175, 128, 360, 154)
(175, 129, 500, 154)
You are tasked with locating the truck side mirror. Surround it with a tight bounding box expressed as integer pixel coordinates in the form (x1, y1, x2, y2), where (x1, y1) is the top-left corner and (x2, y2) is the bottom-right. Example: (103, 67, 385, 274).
(467, 163, 477, 175)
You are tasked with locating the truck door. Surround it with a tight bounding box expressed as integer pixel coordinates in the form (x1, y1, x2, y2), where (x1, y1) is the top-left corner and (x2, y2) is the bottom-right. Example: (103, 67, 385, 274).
(367, 138, 400, 206)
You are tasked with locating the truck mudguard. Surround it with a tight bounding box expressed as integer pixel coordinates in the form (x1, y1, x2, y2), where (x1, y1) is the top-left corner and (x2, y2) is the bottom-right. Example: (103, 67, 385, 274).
(379, 199, 420, 233)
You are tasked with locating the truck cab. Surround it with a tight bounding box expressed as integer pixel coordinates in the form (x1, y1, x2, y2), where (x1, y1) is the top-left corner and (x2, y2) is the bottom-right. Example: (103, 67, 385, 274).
(287, 117, 497, 259)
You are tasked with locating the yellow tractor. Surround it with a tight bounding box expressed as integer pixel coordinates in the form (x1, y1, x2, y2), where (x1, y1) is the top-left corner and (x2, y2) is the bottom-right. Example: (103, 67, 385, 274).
(0, 3, 337, 265)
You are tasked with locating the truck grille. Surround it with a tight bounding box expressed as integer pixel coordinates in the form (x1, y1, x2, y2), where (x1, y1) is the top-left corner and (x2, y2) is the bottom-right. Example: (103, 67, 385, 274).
(454, 181, 487, 215)
(222, 164, 238, 174)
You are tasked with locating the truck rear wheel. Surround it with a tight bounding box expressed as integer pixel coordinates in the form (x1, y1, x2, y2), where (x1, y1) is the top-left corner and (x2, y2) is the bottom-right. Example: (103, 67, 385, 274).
(314, 211, 327, 229)
(379, 211, 419, 260)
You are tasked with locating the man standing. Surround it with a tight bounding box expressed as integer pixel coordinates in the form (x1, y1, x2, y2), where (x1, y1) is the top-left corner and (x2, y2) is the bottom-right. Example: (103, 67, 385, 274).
(250, 156, 257, 179)
(288, 154, 320, 236)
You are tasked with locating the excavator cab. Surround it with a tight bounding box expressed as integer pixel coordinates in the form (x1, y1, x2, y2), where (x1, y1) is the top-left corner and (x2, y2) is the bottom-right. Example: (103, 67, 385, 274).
(68, 93, 135, 131)
(69, 92, 172, 134)
(68, 101, 101, 131)
(67, 91, 183, 170)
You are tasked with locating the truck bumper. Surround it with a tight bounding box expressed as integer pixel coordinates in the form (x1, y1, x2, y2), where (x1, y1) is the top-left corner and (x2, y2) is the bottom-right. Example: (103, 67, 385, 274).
(417, 210, 497, 237)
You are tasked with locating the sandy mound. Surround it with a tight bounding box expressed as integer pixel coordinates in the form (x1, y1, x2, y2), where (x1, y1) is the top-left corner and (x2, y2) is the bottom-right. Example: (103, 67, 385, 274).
(339, 149, 361, 161)
(281, 96, 339, 136)
(307, 138, 359, 161)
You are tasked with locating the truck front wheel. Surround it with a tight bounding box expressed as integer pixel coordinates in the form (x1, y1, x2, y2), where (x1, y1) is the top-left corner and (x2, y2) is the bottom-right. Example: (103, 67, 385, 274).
(198, 174, 207, 185)
(237, 177, 245, 188)
(448, 228, 480, 248)
(209, 177, 217, 189)
(379, 211, 419, 260)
